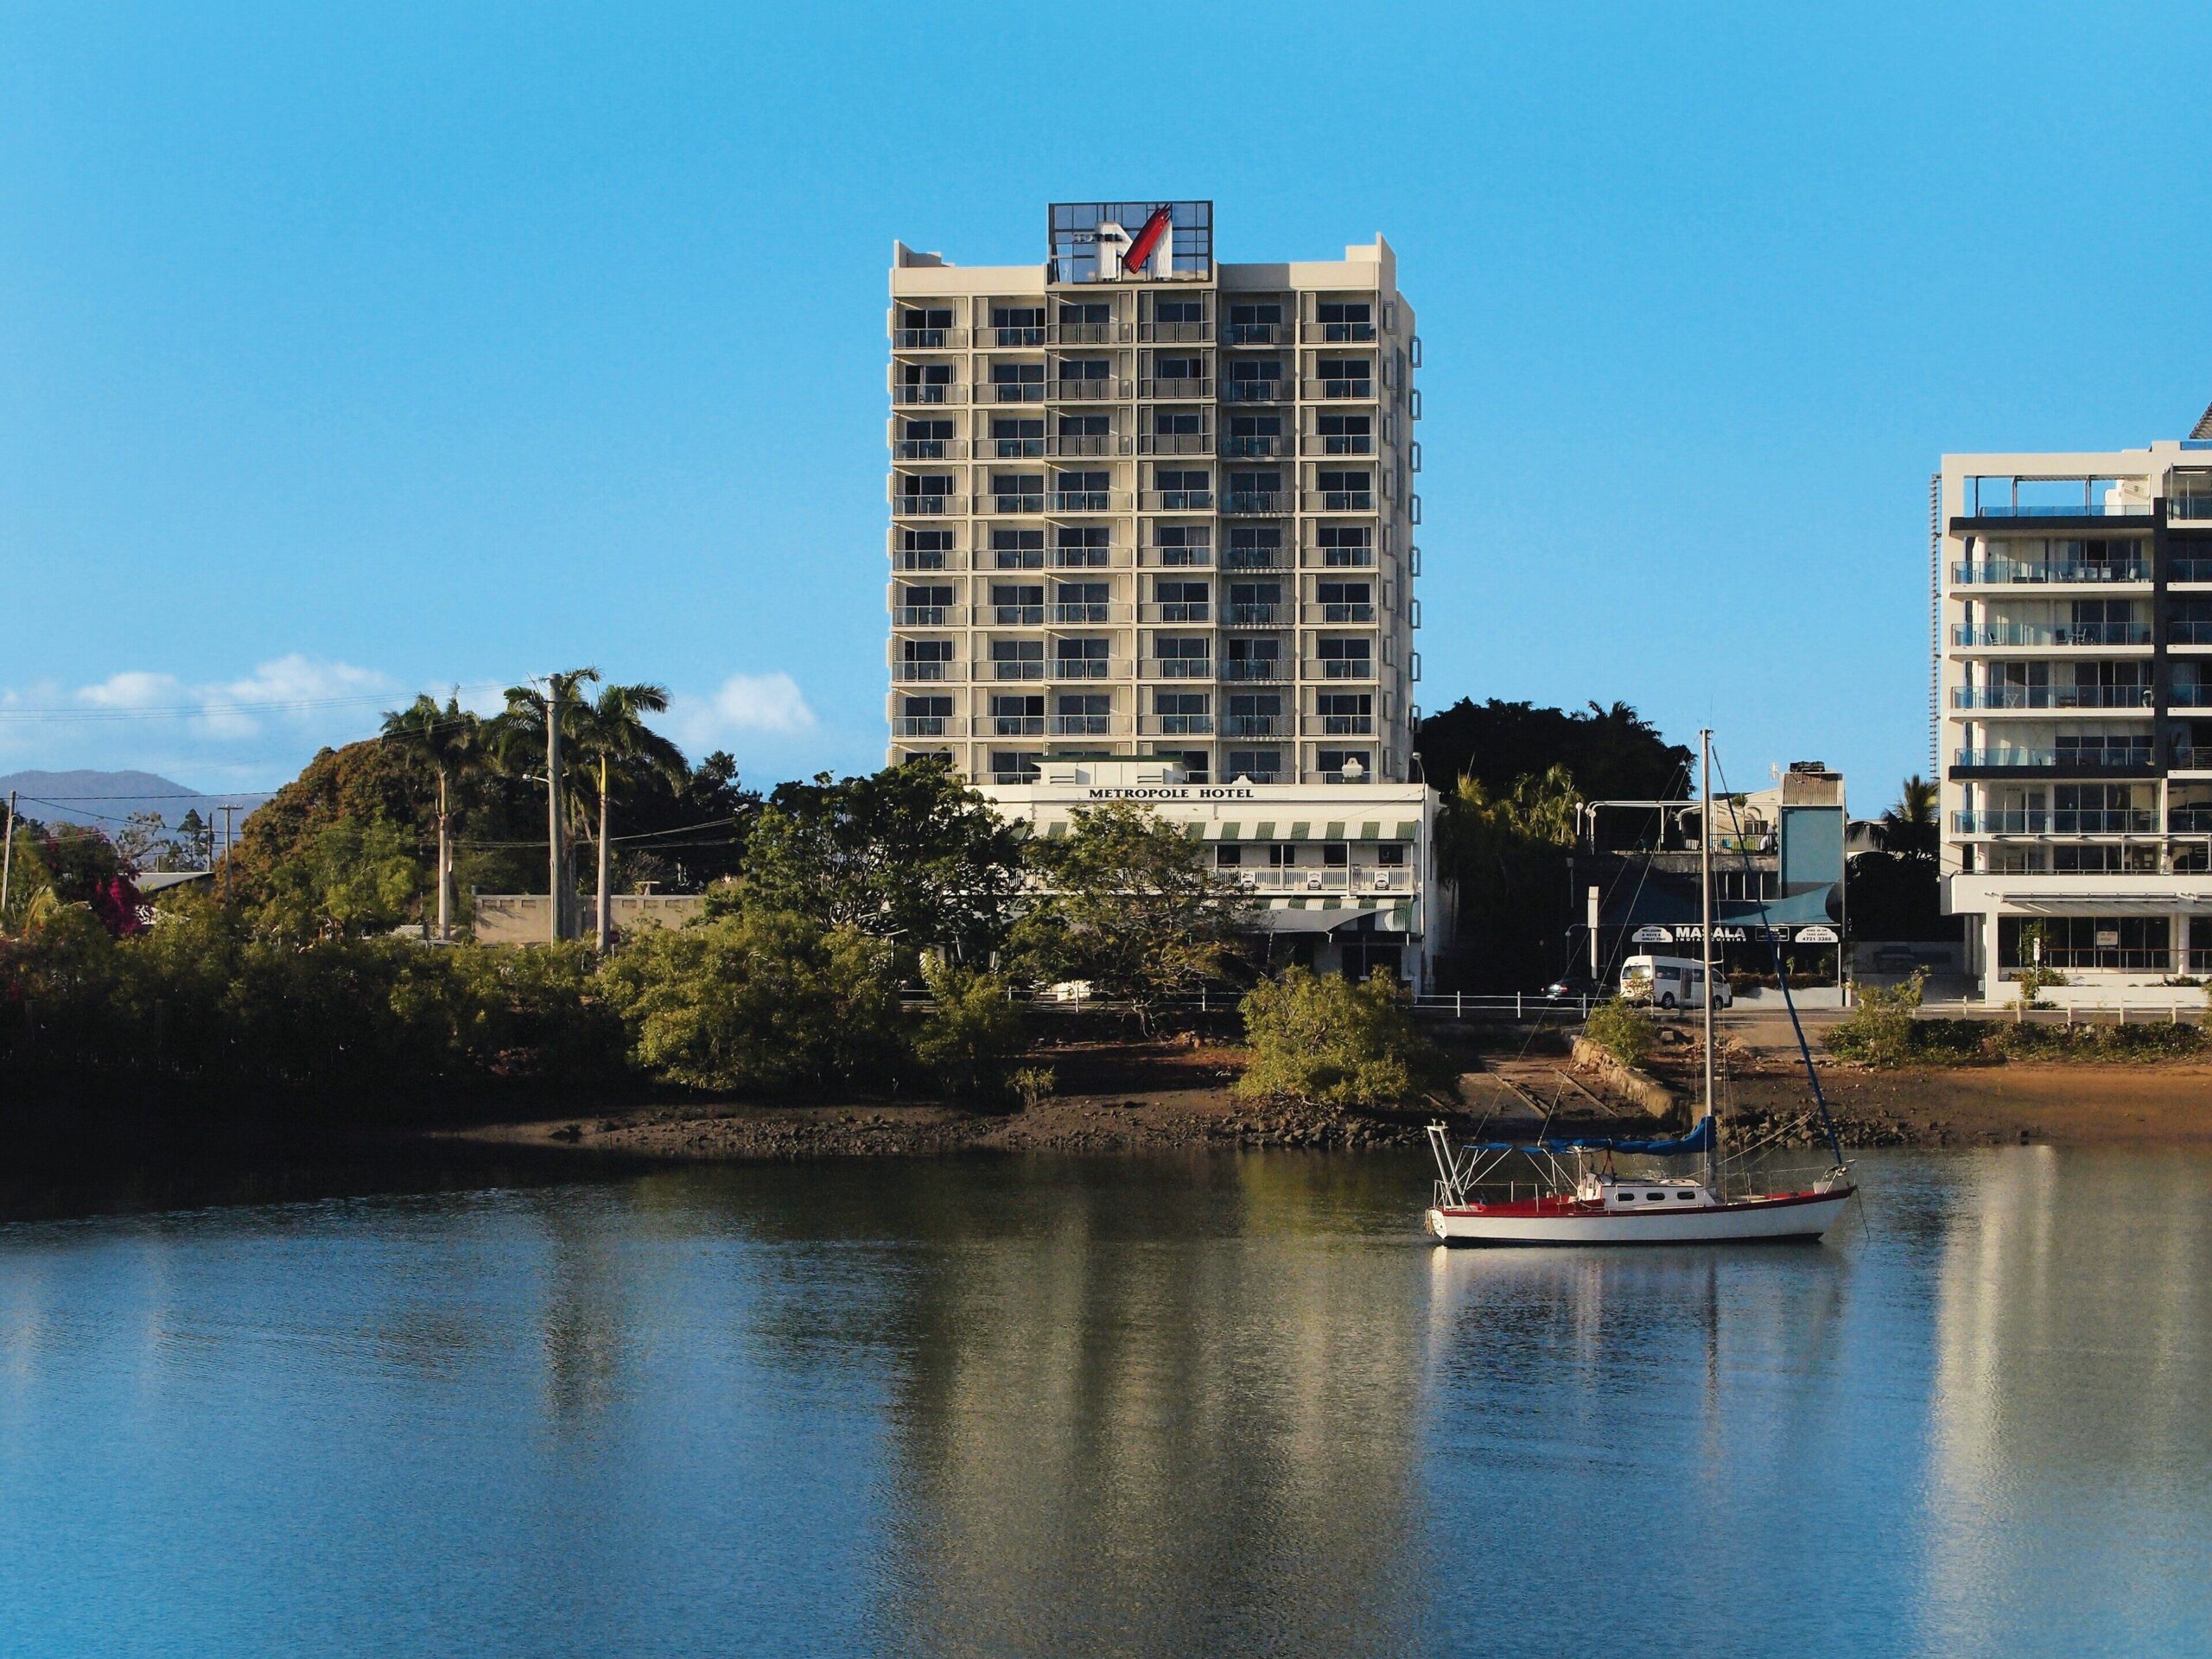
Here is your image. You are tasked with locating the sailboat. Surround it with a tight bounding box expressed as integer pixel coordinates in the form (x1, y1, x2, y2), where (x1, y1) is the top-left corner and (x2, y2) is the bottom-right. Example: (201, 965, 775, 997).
(1423, 731, 1855, 1246)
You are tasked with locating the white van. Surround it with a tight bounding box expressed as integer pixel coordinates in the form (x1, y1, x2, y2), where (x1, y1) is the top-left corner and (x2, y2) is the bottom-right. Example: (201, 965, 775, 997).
(1619, 954, 1732, 1012)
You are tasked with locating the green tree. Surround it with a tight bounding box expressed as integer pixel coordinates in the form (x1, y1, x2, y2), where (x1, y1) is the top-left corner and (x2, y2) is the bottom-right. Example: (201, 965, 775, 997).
(1435, 763, 1584, 990)
(380, 692, 488, 942)
(597, 907, 908, 1093)
(484, 669, 601, 939)
(1236, 967, 1452, 1109)
(1010, 799, 1251, 1030)
(1879, 775, 1940, 860)
(1415, 698, 1690, 803)
(913, 956, 1027, 1104)
(741, 760, 1027, 959)
(250, 815, 423, 941)
(565, 682, 688, 950)
(1582, 995, 1658, 1069)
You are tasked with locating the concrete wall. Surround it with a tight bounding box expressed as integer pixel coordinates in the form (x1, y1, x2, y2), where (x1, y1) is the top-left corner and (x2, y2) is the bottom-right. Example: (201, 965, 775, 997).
(470, 893, 704, 946)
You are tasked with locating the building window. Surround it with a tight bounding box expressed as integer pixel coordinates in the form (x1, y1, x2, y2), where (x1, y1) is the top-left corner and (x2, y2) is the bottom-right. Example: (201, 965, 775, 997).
(1216, 845, 1243, 868)
(1226, 749, 1281, 782)
(1322, 843, 1350, 868)
(1376, 843, 1406, 868)
(1267, 844, 1296, 868)
(1155, 524, 1211, 566)
(992, 528, 1045, 569)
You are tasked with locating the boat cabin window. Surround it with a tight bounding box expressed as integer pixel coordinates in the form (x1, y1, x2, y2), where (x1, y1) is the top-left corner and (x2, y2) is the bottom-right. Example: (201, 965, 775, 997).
(1618, 1192, 1637, 1202)
(1676, 1192, 1696, 1200)
(1645, 1192, 1665, 1202)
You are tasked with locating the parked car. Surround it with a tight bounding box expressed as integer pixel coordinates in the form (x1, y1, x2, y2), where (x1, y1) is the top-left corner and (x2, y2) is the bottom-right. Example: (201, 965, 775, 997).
(1619, 954, 1733, 1012)
(1541, 974, 1606, 1002)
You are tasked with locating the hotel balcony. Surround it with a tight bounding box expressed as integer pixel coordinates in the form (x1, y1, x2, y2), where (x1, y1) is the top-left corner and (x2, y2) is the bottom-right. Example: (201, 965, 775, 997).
(1221, 435, 1285, 458)
(1949, 557, 2150, 585)
(1307, 714, 1376, 736)
(1950, 622, 2152, 647)
(1220, 715, 1286, 738)
(1300, 543, 1376, 567)
(1303, 432, 1374, 455)
(892, 494, 963, 516)
(893, 605, 955, 626)
(892, 715, 965, 738)
(1951, 746, 2154, 773)
(1307, 601, 1376, 624)
(1048, 321, 1130, 345)
(1952, 809, 2156, 834)
(1222, 379, 1290, 404)
(1140, 601, 1211, 623)
(1140, 714, 1215, 736)
(1141, 658, 1213, 680)
(893, 549, 954, 571)
(1051, 713, 1128, 736)
(1950, 685, 2152, 709)
(990, 715, 1047, 736)
(1050, 378, 1131, 401)
(1222, 544, 1284, 569)
(1049, 490, 1127, 512)
(993, 382, 1048, 404)
(1222, 602, 1283, 626)
(1138, 433, 1214, 456)
(891, 661, 964, 683)
(892, 438, 966, 461)
(1302, 378, 1375, 400)
(893, 383, 966, 405)
(1221, 322, 1284, 346)
(1140, 490, 1213, 511)
(1308, 658, 1376, 680)
(1048, 545, 1129, 569)
(1049, 433, 1131, 457)
(989, 604, 1046, 625)
(1138, 320, 1212, 343)
(1048, 602, 1128, 624)
(991, 493, 1046, 513)
(1235, 867, 1411, 895)
(1139, 377, 1212, 399)
(1303, 489, 1374, 512)
(1301, 319, 1378, 342)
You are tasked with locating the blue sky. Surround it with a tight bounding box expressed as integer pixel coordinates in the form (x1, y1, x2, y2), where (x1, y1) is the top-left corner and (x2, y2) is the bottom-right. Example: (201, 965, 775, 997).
(4, 2, 2209, 810)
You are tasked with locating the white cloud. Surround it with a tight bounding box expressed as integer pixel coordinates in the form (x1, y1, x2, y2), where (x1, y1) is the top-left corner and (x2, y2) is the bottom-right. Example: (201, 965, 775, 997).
(664, 671, 817, 750)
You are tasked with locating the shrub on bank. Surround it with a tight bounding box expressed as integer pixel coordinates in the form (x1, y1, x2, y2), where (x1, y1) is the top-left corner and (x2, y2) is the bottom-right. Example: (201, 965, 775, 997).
(1822, 972, 1927, 1067)
(1581, 996, 1657, 1070)
(912, 957, 1027, 1104)
(1236, 968, 1452, 1109)
(1986, 1020, 2207, 1063)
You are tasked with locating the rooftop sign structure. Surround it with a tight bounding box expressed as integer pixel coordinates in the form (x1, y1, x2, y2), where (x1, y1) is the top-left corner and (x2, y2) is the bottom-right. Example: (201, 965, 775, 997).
(1047, 200, 1212, 283)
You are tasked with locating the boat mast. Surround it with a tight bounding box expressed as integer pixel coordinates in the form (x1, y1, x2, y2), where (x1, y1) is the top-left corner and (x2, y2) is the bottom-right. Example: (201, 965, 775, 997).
(1700, 729, 1719, 1192)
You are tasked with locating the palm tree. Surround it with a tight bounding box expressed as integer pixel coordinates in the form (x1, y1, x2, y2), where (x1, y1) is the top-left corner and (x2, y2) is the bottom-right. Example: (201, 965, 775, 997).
(568, 683, 688, 950)
(485, 669, 600, 940)
(380, 692, 486, 941)
(1881, 774, 1939, 859)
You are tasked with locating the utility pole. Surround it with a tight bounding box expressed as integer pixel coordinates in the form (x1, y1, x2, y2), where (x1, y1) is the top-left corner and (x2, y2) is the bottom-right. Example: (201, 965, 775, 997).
(1, 790, 16, 924)
(595, 753, 612, 953)
(545, 680, 564, 944)
(219, 803, 239, 903)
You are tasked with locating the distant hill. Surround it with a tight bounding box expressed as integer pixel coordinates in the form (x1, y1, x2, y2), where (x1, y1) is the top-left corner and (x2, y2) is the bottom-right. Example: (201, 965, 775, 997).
(0, 769, 268, 832)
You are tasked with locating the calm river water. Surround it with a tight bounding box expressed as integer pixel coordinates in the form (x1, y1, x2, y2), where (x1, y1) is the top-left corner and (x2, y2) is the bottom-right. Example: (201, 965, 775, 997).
(2, 1147, 2209, 1657)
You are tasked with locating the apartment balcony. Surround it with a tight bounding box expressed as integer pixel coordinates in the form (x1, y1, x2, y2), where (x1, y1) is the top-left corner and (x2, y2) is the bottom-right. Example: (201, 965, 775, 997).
(990, 604, 1046, 625)
(2175, 748, 2212, 771)
(990, 326, 1046, 347)
(1307, 601, 1376, 624)
(1141, 545, 1212, 569)
(893, 605, 956, 626)
(1138, 433, 1214, 456)
(1222, 602, 1283, 626)
(990, 661, 1046, 680)
(2172, 621, 2212, 645)
(1220, 715, 1285, 738)
(986, 436, 1046, 459)
(1302, 320, 1378, 342)
(2171, 494, 2212, 524)
(1951, 810, 2156, 834)
(1221, 323, 1284, 346)
(1141, 714, 1215, 735)
(1949, 558, 2149, 585)
(995, 383, 1052, 405)
(1142, 657, 1213, 681)
(1050, 547, 1127, 569)
(1049, 658, 1124, 680)
(2170, 557, 2212, 582)
(1221, 490, 1290, 516)
(1302, 378, 1375, 400)
(1051, 713, 1128, 736)
(2172, 809, 2212, 832)
(1141, 601, 1211, 623)
(1950, 623, 2152, 647)
(1222, 545, 1284, 570)
(892, 494, 963, 517)
(1139, 321, 1212, 343)
(990, 493, 1046, 513)
(1304, 433, 1375, 455)
(892, 327, 969, 350)
(1309, 769, 1380, 785)
(893, 384, 965, 406)
(1952, 747, 2154, 772)
(1050, 433, 1131, 458)
(1140, 377, 1212, 399)
(1140, 490, 1213, 512)
(892, 715, 964, 738)
(1308, 714, 1376, 736)
(1301, 543, 1376, 568)
(1221, 658, 1286, 682)
(1049, 491, 1127, 512)
(1222, 379, 1290, 404)
(1304, 489, 1375, 512)
(891, 661, 963, 683)
(1221, 435, 1285, 459)
(2172, 684, 2212, 708)
(1308, 658, 1376, 680)
(1048, 602, 1128, 624)
(990, 715, 1047, 736)
(1950, 685, 2152, 710)
(1051, 378, 1131, 401)
(893, 550, 954, 571)
(892, 438, 966, 461)
(1049, 321, 1129, 345)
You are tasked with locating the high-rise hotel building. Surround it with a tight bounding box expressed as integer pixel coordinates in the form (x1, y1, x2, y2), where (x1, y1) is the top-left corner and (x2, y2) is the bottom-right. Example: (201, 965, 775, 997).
(885, 201, 1422, 786)
(1937, 410, 2212, 994)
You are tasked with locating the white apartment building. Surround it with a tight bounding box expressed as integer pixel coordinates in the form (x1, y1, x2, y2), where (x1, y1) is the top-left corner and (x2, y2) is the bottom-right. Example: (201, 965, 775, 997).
(885, 200, 1423, 788)
(1937, 411, 2212, 995)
